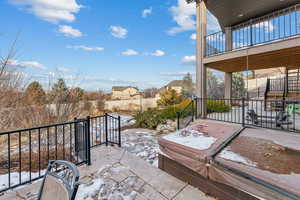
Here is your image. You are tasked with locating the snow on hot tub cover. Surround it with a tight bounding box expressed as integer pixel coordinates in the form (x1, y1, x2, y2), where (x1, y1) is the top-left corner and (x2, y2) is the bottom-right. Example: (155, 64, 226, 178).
(158, 120, 242, 177)
(210, 128, 300, 200)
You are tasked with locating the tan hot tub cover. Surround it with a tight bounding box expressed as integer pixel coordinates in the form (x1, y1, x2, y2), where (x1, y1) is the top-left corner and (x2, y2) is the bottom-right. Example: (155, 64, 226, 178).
(159, 120, 300, 200)
(158, 120, 242, 177)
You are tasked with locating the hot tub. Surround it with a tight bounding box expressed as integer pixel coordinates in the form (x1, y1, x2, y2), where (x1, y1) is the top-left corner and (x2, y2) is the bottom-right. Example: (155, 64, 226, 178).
(158, 120, 300, 200)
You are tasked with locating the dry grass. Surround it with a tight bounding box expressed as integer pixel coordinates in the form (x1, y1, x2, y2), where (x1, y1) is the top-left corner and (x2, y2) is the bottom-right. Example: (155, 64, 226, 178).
(0, 147, 76, 174)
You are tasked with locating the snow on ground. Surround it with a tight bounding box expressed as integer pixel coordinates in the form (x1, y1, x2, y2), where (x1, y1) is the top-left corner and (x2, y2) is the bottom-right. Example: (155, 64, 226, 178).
(219, 147, 257, 167)
(163, 128, 217, 150)
(76, 164, 140, 200)
(0, 170, 46, 191)
(121, 129, 159, 167)
(111, 113, 135, 127)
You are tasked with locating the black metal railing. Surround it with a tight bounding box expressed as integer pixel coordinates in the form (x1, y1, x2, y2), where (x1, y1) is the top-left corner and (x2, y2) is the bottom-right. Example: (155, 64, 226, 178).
(205, 31, 226, 56)
(0, 113, 121, 193)
(205, 4, 300, 56)
(90, 114, 121, 148)
(247, 88, 265, 99)
(288, 76, 300, 93)
(176, 99, 195, 130)
(269, 77, 286, 92)
(195, 98, 300, 133)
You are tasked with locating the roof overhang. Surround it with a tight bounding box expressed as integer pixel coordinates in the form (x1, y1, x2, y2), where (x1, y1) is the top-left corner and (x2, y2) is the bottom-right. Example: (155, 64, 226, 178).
(188, 0, 300, 28)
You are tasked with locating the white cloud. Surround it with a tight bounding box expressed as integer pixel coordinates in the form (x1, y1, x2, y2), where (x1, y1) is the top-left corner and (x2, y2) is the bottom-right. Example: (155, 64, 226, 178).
(9, 0, 83, 23)
(9, 59, 48, 70)
(110, 26, 128, 39)
(58, 25, 82, 37)
(207, 12, 221, 34)
(181, 55, 196, 65)
(168, 0, 196, 35)
(57, 67, 71, 72)
(149, 50, 165, 56)
(66, 45, 104, 51)
(168, 1, 221, 35)
(121, 49, 138, 56)
(190, 33, 196, 40)
(142, 7, 152, 18)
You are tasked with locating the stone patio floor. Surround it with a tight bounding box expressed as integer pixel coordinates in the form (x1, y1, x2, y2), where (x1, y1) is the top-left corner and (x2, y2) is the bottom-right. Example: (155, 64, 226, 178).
(0, 146, 214, 200)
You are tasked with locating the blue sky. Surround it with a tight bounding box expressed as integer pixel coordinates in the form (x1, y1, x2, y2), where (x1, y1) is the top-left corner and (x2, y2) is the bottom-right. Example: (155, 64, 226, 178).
(0, 0, 220, 91)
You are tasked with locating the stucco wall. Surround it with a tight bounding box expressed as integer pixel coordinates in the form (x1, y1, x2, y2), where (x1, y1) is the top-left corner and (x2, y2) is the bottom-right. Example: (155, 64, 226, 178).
(246, 74, 285, 91)
(111, 88, 139, 100)
(104, 97, 159, 111)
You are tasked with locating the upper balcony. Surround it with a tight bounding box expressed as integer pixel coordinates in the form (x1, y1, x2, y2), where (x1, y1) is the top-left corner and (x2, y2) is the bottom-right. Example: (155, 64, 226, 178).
(205, 4, 300, 57)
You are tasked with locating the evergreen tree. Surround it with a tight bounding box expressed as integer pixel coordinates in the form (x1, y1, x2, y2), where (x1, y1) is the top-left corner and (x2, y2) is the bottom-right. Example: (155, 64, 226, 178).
(52, 78, 68, 93)
(72, 87, 84, 101)
(182, 73, 193, 97)
(232, 72, 246, 98)
(51, 78, 69, 103)
(157, 89, 183, 107)
(25, 81, 46, 105)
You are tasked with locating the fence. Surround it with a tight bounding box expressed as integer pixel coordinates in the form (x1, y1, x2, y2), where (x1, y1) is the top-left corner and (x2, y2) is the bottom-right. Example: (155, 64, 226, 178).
(0, 113, 121, 192)
(176, 99, 195, 130)
(205, 4, 300, 56)
(194, 98, 300, 133)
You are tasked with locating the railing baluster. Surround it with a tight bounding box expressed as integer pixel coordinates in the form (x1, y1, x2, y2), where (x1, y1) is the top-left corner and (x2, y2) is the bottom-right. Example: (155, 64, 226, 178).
(38, 128, 41, 177)
(55, 125, 58, 160)
(29, 130, 32, 181)
(18, 131, 21, 185)
(8, 133, 11, 188)
(63, 125, 65, 160)
(70, 123, 72, 161)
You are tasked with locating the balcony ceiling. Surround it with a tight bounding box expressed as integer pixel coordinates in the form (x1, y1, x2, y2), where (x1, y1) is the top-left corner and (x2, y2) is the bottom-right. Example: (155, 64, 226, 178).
(204, 0, 300, 28)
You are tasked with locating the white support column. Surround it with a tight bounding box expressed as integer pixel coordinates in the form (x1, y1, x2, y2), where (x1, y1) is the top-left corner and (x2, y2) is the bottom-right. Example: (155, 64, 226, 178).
(225, 27, 232, 51)
(196, 1, 207, 118)
(225, 72, 232, 99)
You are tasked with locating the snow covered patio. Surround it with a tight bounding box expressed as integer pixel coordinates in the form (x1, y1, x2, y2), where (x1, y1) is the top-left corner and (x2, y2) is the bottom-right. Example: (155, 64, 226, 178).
(0, 129, 214, 200)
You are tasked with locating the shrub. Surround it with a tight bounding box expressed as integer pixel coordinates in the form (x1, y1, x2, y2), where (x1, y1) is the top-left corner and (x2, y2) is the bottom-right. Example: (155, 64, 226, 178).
(133, 109, 167, 129)
(207, 99, 231, 113)
(134, 98, 193, 129)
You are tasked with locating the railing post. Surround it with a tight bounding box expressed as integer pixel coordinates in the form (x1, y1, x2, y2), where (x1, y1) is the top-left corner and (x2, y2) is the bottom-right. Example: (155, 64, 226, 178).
(192, 99, 195, 122)
(176, 112, 180, 130)
(242, 98, 245, 127)
(194, 97, 198, 119)
(105, 113, 108, 146)
(74, 117, 78, 155)
(250, 19, 253, 46)
(118, 116, 121, 147)
(86, 116, 91, 165)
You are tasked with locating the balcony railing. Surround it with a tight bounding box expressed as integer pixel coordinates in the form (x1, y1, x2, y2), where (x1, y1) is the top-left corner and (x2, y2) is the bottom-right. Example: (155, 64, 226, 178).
(205, 4, 300, 57)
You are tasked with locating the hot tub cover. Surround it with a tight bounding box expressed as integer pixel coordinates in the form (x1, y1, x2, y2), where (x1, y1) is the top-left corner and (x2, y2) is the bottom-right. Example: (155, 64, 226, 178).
(211, 128, 300, 200)
(159, 121, 300, 200)
(158, 120, 242, 177)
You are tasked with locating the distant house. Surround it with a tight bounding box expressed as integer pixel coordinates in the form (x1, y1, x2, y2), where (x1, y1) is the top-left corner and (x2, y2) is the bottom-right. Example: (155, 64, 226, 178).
(155, 80, 185, 99)
(165, 80, 185, 94)
(111, 86, 140, 100)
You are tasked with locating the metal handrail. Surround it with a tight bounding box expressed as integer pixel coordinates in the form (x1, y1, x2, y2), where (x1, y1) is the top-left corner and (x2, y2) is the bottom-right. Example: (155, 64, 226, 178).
(205, 4, 300, 56)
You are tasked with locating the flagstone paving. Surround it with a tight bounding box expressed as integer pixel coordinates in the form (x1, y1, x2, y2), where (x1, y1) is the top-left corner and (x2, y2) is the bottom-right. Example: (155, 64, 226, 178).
(0, 146, 214, 200)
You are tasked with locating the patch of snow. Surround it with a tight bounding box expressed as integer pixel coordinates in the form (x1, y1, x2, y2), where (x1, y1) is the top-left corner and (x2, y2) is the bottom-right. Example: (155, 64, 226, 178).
(110, 113, 135, 127)
(108, 191, 137, 200)
(76, 178, 104, 200)
(111, 165, 128, 173)
(163, 130, 217, 150)
(219, 148, 257, 167)
(0, 170, 46, 190)
(135, 131, 152, 134)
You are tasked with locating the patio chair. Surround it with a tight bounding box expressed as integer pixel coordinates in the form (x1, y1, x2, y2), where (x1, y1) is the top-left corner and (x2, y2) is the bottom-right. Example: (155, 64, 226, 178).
(246, 109, 292, 127)
(37, 160, 80, 200)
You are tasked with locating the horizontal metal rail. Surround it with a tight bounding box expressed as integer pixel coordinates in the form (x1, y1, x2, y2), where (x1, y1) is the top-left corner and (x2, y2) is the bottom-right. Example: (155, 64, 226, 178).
(195, 98, 300, 133)
(0, 113, 121, 193)
(205, 4, 300, 57)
